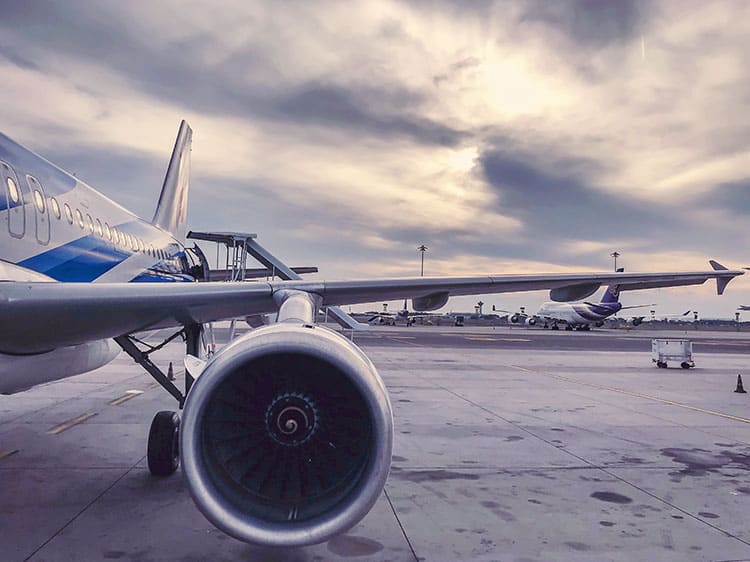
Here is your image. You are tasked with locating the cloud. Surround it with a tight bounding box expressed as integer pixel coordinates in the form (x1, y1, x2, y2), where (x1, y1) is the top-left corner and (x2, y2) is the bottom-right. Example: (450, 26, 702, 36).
(0, 0, 748, 314)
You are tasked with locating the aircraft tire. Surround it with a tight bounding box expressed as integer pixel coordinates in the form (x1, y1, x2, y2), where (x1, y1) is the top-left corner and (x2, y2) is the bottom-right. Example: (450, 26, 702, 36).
(148, 410, 180, 476)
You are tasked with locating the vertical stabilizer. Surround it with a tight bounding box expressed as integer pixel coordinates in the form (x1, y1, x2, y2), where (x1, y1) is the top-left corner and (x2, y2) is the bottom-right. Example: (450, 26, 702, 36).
(601, 284, 620, 304)
(152, 120, 192, 241)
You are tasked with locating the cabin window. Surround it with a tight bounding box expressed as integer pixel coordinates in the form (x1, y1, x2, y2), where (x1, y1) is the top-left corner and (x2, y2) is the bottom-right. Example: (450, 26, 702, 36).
(111, 227, 119, 244)
(50, 197, 61, 219)
(86, 214, 94, 233)
(33, 190, 45, 213)
(75, 209, 84, 228)
(104, 222, 111, 240)
(95, 219, 103, 237)
(6, 177, 19, 204)
(64, 203, 73, 224)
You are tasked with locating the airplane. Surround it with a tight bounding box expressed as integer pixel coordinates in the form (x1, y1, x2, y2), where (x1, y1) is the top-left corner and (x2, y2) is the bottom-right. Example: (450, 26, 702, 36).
(366, 300, 433, 326)
(506, 281, 692, 331)
(0, 120, 743, 548)
(533, 284, 651, 330)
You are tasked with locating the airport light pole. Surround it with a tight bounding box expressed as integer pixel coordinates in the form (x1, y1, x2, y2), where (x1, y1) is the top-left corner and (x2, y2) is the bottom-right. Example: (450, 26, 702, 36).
(417, 245, 428, 277)
(610, 251, 620, 272)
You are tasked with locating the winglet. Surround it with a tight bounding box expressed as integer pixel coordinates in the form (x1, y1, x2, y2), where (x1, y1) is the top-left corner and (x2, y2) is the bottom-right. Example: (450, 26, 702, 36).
(710, 260, 733, 295)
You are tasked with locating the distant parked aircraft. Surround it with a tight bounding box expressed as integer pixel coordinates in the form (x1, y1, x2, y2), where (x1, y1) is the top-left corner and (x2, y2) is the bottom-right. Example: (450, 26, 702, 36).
(507, 283, 680, 330)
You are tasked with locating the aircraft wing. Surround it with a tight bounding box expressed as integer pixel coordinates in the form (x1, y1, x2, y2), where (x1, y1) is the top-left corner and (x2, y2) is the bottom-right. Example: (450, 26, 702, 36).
(0, 265, 741, 353)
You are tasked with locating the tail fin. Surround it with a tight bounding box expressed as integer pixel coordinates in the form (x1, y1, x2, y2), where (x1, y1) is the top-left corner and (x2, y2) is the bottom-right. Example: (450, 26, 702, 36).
(601, 266, 624, 304)
(601, 284, 620, 304)
(152, 120, 192, 241)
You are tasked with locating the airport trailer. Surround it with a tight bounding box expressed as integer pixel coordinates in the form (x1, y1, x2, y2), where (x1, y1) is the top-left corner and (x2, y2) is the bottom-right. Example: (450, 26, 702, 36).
(652, 338, 694, 369)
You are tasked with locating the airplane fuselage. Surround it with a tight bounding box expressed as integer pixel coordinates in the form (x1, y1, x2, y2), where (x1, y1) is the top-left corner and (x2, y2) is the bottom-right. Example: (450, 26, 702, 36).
(0, 132, 193, 284)
(536, 300, 622, 325)
(0, 131, 195, 393)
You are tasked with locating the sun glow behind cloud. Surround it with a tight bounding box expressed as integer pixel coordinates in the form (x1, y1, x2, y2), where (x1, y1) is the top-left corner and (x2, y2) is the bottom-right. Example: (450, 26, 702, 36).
(0, 0, 748, 314)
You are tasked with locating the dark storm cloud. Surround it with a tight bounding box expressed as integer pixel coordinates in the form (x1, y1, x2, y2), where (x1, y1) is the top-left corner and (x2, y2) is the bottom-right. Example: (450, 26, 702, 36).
(274, 83, 465, 146)
(0, 44, 39, 70)
(475, 144, 741, 265)
(700, 179, 750, 216)
(0, 2, 463, 146)
(518, 0, 645, 47)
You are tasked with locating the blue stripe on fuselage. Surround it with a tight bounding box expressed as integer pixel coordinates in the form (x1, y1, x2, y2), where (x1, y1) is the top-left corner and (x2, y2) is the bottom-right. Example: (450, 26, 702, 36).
(19, 234, 130, 282)
(18, 219, 190, 282)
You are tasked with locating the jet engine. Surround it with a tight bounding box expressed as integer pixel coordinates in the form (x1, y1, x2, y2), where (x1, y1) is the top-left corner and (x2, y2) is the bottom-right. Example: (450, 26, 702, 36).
(631, 317, 643, 326)
(181, 323, 393, 547)
(526, 317, 537, 326)
(510, 314, 521, 323)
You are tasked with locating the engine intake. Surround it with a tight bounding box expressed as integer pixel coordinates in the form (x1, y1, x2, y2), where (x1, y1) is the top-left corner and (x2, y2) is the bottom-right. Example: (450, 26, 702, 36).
(181, 323, 393, 546)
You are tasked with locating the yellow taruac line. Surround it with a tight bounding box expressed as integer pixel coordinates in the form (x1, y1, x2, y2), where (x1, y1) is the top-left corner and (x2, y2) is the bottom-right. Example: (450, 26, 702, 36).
(109, 389, 144, 406)
(47, 412, 98, 435)
(511, 365, 750, 424)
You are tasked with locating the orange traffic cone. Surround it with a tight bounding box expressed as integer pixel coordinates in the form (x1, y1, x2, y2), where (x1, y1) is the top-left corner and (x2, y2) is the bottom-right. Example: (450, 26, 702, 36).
(734, 374, 746, 394)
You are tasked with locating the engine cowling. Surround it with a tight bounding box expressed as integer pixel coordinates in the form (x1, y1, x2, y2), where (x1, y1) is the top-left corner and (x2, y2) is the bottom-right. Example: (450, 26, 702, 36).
(526, 317, 537, 326)
(181, 323, 393, 546)
(510, 314, 520, 323)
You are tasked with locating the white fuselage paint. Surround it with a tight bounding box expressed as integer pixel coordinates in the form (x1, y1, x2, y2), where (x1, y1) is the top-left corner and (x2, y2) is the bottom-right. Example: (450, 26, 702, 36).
(535, 302, 603, 324)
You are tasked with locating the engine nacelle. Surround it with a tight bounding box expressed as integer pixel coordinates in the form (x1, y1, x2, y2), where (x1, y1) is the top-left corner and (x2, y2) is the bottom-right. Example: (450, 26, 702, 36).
(631, 317, 643, 326)
(181, 323, 393, 547)
(526, 317, 537, 326)
(510, 314, 521, 323)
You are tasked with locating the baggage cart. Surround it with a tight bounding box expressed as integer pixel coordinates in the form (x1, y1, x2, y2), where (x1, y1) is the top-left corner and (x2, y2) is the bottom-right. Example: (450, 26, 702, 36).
(652, 339, 694, 369)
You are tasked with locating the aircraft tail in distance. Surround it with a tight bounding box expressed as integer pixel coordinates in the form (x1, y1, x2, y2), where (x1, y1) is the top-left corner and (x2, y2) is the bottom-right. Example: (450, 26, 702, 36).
(601, 284, 620, 304)
(152, 120, 192, 242)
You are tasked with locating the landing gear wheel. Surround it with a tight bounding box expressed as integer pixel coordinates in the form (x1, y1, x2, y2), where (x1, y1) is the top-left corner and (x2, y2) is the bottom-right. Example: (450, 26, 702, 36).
(656, 361, 667, 369)
(148, 411, 180, 476)
(680, 362, 692, 369)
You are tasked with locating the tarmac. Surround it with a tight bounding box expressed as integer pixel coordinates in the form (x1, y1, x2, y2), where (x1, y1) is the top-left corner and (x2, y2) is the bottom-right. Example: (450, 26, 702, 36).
(2, 325, 750, 561)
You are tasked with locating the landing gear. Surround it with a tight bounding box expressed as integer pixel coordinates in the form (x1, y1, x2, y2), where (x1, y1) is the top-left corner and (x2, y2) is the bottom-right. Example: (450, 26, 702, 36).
(565, 325, 573, 331)
(551, 323, 559, 330)
(114, 324, 206, 478)
(148, 411, 180, 476)
(656, 361, 667, 368)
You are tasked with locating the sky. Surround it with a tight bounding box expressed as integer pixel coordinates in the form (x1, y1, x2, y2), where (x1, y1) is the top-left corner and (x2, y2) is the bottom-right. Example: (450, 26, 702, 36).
(0, 0, 748, 317)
